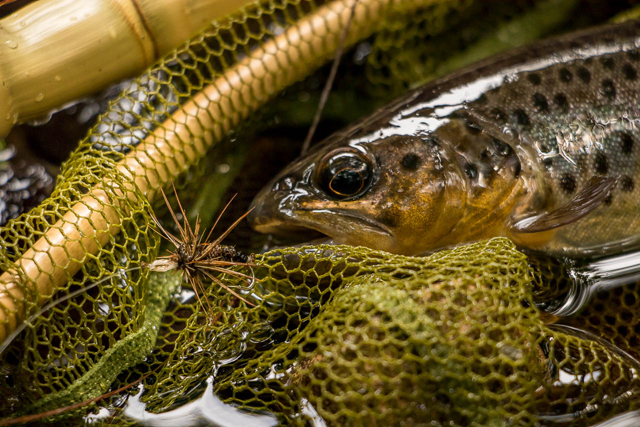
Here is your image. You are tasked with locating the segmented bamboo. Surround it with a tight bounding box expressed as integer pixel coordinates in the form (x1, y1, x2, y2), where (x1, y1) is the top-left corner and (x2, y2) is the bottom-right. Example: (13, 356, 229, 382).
(0, 0, 254, 137)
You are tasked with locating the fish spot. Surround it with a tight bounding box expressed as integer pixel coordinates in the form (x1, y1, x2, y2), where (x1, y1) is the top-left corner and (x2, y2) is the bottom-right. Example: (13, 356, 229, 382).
(527, 73, 542, 85)
(604, 194, 613, 206)
(560, 173, 576, 194)
(623, 63, 637, 80)
(621, 132, 634, 155)
(601, 79, 616, 99)
(543, 158, 553, 168)
(628, 51, 640, 62)
(513, 109, 530, 127)
(476, 94, 488, 104)
(601, 57, 615, 70)
(559, 68, 573, 83)
(465, 121, 483, 135)
(464, 163, 478, 180)
(621, 176, 635, 192)
(490, 108, 508, 124)
(554, 93, 569, 110)
(594, 152, 609, 175)
(400, 153, 420, 171)
(532, 93, 549, 112)
(577, 67, 591, 83)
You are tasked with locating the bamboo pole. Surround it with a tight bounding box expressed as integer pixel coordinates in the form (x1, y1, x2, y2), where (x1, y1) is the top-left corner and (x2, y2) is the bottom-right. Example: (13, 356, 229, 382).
(0, 0, 254, 138)
(0, 0, 400, 344)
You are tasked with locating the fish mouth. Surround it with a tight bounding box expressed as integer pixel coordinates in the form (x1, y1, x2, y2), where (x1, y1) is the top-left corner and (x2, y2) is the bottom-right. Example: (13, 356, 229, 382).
(318, 208, 393, 238)
(250, 202, 392, 245)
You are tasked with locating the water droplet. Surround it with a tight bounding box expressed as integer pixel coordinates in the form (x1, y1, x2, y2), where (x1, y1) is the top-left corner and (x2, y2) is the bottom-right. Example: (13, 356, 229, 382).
(108, 26, 117, 40)
(5, 39, 17, 49)
(19, 21, 26, 28)
(35, 93, 44, 102)
(69, 16, 77, 22)
(54, 75, 62, 82)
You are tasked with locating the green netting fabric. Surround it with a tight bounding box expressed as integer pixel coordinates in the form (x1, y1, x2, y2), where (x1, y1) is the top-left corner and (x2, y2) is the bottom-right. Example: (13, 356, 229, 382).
(0, 0, 638, 425)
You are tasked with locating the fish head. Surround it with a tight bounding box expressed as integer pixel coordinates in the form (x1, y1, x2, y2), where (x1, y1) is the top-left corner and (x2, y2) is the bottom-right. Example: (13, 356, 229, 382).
(249, 123, 471, 255)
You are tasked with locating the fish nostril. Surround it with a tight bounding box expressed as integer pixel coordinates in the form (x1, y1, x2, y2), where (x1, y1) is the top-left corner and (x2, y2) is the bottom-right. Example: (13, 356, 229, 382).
(272, 175, 295, 192)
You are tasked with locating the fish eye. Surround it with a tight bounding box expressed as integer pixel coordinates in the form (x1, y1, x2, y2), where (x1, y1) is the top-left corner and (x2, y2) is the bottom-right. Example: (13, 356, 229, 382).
(317, 151, 373, 200)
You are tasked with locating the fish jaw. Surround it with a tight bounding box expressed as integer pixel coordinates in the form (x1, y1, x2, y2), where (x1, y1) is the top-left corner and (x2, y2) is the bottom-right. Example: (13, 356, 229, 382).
(249, 181, 397, 251)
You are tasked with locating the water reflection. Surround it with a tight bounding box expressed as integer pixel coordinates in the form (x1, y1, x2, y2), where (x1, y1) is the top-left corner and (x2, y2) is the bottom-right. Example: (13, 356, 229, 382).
(90, 378, 278, 427)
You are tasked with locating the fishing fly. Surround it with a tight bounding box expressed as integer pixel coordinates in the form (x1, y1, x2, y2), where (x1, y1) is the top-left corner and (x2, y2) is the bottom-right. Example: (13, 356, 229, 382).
(144, 186, 259, 318)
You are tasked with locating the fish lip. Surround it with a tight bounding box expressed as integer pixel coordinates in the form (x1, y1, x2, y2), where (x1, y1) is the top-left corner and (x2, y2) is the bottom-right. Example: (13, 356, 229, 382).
(295, 207, 393, 238)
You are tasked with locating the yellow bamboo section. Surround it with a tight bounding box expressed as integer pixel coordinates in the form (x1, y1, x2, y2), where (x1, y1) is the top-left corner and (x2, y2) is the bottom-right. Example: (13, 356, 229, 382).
(0, 0, 403, 344)
(0, 0, 254, 137)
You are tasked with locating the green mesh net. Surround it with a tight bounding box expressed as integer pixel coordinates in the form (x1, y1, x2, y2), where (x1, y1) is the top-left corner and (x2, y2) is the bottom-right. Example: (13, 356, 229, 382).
(0, 0, 639, 425)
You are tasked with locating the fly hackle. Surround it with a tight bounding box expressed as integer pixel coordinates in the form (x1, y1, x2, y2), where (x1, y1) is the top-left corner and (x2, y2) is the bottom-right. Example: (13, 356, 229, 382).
(145, 185, 261, 318)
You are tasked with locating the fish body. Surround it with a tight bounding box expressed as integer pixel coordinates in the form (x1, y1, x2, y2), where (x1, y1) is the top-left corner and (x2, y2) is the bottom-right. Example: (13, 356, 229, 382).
(250, 21, 640, 257)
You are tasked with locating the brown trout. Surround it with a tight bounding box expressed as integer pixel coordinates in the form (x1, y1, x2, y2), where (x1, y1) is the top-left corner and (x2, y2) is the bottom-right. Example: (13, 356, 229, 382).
(249, 21, 640, 257)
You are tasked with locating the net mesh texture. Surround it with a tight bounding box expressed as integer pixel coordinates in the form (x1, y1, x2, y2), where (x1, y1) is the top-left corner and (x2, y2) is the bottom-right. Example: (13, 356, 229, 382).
(1, 0, 639, 425)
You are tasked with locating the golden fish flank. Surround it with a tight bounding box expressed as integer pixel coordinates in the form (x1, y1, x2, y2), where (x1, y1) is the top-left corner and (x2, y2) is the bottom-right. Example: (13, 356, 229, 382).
(250, 20, 640, 257)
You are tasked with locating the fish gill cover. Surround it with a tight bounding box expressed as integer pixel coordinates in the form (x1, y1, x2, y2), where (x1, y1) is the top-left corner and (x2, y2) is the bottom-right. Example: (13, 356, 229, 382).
(0, 0, 638, 425)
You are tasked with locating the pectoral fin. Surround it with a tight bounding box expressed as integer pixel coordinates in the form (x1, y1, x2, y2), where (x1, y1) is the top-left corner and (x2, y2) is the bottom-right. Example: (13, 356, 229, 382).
(511, 176, 619, 234)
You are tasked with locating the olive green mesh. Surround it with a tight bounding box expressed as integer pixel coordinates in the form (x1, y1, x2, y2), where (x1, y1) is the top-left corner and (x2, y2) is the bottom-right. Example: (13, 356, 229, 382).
(0, 0, 638, 425)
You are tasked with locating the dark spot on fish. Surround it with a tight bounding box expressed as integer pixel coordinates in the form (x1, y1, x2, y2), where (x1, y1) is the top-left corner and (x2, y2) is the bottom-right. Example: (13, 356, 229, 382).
(540, 143, 551, 153)
(490, 108, 507, 125)
(554, 93, 569, 111)
(532, 93, 548, 112)
(621, 176, 635, 192)
(400, 153, 420, 171)
(584, 57, 593, 65)
(527, 73, 541, 85)
(559, 68, 572, 83)
(628, 51, 640, 62)
(464, 163, 478, 180)
(513, 109, 530, 127)
(604, 194, 613, 206)
(601, 79, 616, 99)
(543, 158, 553, 168)
(465, 121, 483, 135)
(623, 63, 637, 80)
(601, 57, 615, 69)
(594, 152, 608, 175)
(491, 138, 512, 156)
(577, 67, 591, 84)
(621, 132, 634, 155)
(480, 149, 491, 160)
(379, 210, 398, 228)
(560, 173, 576, 194)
